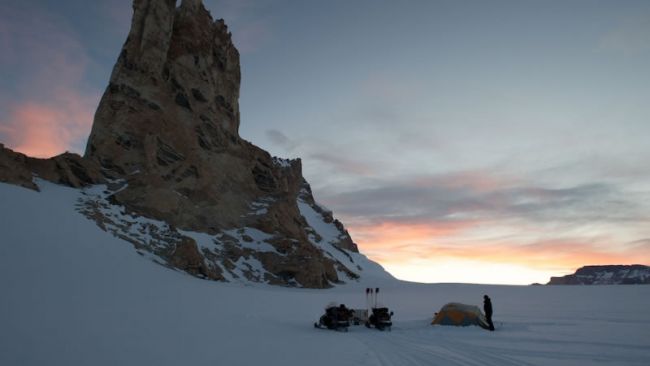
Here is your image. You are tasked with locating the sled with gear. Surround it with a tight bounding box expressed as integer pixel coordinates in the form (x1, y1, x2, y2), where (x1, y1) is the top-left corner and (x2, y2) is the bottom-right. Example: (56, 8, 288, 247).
(365, 288, 394, 331)
(350, 309, 368, 325)
(314, 303, 352, 332)
(431, 302, 491, 330)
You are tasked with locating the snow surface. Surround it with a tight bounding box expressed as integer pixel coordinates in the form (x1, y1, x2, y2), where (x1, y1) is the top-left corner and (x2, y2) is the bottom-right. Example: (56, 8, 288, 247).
(2, 181, 650, 366)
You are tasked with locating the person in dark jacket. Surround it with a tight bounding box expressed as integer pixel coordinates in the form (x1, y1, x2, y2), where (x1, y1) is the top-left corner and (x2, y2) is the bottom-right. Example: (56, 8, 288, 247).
(483, 295, 495, 331)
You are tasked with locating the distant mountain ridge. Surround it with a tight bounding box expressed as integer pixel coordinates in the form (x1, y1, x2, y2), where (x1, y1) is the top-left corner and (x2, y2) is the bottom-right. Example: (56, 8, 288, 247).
(548, 265, 650, 285)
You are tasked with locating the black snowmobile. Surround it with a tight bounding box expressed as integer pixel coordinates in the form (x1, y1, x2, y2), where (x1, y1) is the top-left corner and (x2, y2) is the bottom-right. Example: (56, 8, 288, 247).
(314, 304, 352, 332)
(366, 307, 393, 331)
(364, 288, 394, 331)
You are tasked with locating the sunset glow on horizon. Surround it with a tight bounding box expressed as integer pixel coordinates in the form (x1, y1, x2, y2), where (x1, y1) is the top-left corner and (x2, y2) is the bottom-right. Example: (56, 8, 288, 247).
(347, 221, 649, 285)
(1, 0, 649, 285)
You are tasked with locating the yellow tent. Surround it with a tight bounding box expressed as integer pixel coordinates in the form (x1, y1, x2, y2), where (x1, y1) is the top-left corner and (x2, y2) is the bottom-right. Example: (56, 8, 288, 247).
(431, 303, 490, 329)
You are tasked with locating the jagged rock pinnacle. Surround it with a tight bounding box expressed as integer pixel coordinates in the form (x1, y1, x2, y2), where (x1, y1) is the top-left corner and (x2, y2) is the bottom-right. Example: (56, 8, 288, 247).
(180, 0, 203, 11)
(0, 0, 362, 288)
(81, 0, 360, 287)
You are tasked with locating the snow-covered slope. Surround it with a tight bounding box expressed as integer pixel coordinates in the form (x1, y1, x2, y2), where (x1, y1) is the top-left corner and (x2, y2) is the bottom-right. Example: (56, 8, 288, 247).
(2, 182, 650, 366)
(67, 178, 394, 286)
(297, 191, 391, 283)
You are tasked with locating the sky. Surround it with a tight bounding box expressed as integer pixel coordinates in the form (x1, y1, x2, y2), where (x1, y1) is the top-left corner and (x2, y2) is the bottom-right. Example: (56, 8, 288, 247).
(1, 0, 649, 285)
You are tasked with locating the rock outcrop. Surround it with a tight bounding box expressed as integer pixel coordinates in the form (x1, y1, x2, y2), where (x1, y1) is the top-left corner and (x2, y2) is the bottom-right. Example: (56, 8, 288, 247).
(0, 144, 103, 190)
(547, 265, 650, 285)
(0, 0, 374, 288)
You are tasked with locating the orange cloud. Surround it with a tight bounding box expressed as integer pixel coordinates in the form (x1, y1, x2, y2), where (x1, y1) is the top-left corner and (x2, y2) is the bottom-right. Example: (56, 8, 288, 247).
(349, 219, 650, 282)
(349, 220, 478, 262)
(2, 104, 65, 157)
(1, 91, 96, 158)
(427, 239, 645, 271)
(0, 4, 98, 158)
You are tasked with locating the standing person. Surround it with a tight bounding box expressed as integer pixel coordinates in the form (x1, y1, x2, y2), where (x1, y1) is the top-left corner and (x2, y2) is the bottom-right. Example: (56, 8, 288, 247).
(483, 295, 495, 331)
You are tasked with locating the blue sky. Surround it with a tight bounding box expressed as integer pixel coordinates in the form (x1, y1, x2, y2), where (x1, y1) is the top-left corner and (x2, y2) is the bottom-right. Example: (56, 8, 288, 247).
(1, 0, 649, 284)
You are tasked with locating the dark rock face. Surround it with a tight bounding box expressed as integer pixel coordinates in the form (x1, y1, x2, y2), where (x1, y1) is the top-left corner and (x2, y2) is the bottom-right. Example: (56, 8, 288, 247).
(0, 0, 368, 289)
(85, 0, 290, 234)
(547, 265, 650, 285)
(0, 144, 103, 191)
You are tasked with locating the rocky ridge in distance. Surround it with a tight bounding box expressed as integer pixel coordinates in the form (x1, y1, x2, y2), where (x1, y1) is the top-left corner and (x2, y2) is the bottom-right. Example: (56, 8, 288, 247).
(547, 265, 650, 285)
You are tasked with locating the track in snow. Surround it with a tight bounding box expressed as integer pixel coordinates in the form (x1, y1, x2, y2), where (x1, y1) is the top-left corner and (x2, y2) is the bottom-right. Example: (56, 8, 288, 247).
(349, 321, 526, 366)
(342, 319, 649, 366)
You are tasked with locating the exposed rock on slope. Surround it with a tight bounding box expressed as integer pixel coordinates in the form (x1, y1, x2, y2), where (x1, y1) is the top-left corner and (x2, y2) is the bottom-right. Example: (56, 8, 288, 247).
(0, 144, 103, 190)
(547, 265, 650, 285)
(0, 0, 387, 288)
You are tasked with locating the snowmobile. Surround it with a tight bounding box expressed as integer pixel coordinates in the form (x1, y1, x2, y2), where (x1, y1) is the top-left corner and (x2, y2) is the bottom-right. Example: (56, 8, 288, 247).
(364, 288, 393, 331)
(366, 307, 393, 331)
(314, 304, 352, 332)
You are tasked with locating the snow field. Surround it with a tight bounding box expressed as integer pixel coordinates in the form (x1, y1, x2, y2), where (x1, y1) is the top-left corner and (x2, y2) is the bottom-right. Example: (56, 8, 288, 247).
(1, 181, 649, 366)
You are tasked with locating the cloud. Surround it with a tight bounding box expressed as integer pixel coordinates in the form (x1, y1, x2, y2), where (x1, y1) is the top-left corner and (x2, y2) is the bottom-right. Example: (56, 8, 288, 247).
(599, 15, 650, 55)
(263, 128, 381, 181)
(0, 92, 97, 158)
(0, 2, 98, 157)
(627, 238, 650, 252)
(316, 169, 650, 279)
(320, 171, 647, 228)
(265, 129, 298, 151)
(347, 220, 478, 260)
(308, 152, 376, 176)
(350, 218, 648, 277)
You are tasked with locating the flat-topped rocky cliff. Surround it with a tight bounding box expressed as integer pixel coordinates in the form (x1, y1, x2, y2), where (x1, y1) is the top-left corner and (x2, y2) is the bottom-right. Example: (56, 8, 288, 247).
(548, 265, 650, 285)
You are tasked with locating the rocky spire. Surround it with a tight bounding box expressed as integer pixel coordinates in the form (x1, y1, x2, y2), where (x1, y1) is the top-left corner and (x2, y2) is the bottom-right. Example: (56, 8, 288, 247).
(180, 0, 203, 12)
(1, 0, 366, 288)
(117, 0, 176, 79)
(85, 0, 241, 175)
